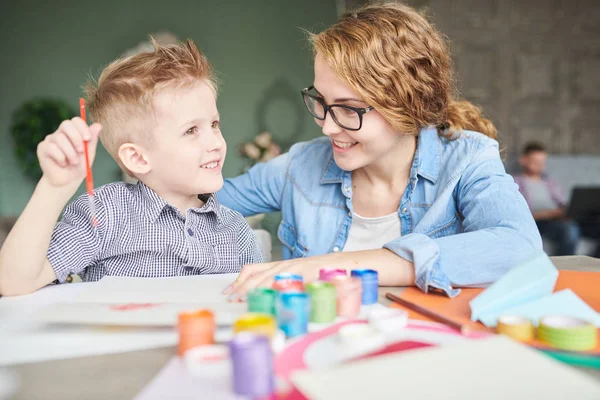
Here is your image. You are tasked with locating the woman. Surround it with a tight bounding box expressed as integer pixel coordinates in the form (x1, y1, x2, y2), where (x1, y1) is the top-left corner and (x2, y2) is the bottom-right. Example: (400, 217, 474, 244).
(220, 3, 541, 299)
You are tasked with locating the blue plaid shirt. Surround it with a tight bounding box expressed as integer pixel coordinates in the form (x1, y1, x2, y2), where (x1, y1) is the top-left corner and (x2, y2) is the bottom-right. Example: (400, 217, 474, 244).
(47, 182, 262, 282)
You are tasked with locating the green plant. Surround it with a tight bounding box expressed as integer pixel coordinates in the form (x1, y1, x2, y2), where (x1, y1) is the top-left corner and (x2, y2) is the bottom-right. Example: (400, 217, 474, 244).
(10, 98, 75, 180)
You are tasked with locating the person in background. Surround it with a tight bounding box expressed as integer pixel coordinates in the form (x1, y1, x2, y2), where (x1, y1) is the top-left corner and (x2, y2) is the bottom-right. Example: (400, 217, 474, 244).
(513, 142, 580, 255)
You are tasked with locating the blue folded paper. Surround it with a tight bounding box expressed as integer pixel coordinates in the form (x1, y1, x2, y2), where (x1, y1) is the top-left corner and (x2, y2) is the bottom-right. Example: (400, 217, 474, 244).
(469, 251, 600, 328)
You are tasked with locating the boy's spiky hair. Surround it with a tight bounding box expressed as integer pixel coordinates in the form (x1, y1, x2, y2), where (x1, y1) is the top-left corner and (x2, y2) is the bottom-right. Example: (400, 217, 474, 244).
(84, 37, 217, 173)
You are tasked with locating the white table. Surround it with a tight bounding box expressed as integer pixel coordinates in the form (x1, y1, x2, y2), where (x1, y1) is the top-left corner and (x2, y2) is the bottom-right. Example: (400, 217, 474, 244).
(4, 256, 600, 400)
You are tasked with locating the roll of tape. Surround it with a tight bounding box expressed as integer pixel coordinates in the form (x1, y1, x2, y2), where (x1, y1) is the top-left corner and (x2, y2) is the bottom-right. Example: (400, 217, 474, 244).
(538, 316, 597, 351)
(496, 316, 534, 342)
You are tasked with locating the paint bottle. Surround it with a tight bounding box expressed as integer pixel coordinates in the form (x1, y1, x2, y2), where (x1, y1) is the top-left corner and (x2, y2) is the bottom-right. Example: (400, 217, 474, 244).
(351, 269, 379, 305)
(276, 291, 310, 337)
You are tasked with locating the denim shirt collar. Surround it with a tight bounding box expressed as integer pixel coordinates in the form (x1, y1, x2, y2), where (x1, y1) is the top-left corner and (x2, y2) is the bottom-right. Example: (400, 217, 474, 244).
(319, 127, 441, 185)
(414, 127, 441, 184)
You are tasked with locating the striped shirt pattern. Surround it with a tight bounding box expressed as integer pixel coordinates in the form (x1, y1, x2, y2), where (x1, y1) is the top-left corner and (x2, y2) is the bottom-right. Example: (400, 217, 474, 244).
(47, 182, 263, 282)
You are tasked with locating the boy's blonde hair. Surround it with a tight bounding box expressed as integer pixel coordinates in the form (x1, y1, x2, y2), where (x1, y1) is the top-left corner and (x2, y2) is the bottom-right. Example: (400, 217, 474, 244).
(85, 38, 217, 173)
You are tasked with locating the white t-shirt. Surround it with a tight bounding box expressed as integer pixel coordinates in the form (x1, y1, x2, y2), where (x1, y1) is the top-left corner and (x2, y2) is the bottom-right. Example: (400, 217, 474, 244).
(342, 211, 401, 252)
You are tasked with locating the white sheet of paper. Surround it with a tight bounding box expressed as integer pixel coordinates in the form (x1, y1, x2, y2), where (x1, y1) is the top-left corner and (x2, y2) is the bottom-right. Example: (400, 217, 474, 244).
(34, 301, 245, 327)
(0, 325, 178, 367)
(0, 283, 177, 366)
(0, 282, 87, 323)
(469, 251, 560, 327)
(0, 274, 240, 366)
(134, 356, 244, 400)
(75, 274, 237, 304)
(290, 336, 600, 400)
(31, 274, 243, 327)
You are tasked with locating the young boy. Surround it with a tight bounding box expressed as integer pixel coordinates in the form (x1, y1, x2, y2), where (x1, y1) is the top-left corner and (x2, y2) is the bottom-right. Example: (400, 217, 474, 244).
(0, 39, 263, 296)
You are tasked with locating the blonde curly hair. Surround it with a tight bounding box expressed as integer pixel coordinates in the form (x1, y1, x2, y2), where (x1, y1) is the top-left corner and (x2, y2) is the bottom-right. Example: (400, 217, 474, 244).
(309, 2, 496, 139)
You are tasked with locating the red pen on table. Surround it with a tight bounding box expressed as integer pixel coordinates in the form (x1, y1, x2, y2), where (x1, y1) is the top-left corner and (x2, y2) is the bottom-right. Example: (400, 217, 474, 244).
(79, 98, 98, 227)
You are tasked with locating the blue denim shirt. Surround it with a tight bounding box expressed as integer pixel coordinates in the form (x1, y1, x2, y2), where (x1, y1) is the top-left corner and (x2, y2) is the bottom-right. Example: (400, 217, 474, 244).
(218, 127, 542, 297)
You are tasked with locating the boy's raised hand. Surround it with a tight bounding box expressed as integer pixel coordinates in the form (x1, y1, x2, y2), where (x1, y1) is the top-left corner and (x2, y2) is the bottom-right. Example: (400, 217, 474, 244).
(37, 117, 102, 189)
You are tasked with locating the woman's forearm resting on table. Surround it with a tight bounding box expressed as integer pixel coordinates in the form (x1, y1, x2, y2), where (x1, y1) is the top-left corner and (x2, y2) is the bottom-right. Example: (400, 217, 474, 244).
(328, 248, 415, 287)
(384, 226, 541, 298)
(382, 138, 543, 298)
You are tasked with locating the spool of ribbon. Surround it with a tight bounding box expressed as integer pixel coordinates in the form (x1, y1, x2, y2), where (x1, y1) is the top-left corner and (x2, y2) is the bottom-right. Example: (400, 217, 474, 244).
(496, 316, 535, 342)
(538, 316, 597, 351)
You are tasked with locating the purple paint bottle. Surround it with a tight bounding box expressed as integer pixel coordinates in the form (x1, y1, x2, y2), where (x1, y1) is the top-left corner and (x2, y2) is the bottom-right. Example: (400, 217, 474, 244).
(229, 332, 274, 398)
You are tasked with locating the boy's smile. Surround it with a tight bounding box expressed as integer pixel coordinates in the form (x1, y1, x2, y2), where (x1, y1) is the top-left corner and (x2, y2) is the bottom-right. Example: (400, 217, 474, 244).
(137, 80, 227, 212)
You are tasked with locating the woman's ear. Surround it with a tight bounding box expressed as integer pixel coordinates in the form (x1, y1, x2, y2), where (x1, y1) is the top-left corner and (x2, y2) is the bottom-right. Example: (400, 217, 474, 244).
(118, 143, 151, 176)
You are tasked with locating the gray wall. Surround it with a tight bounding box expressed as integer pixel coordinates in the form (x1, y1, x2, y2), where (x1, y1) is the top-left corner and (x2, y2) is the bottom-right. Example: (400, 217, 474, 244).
(419, 0, 600, 157)
(352, 0, 600, 157)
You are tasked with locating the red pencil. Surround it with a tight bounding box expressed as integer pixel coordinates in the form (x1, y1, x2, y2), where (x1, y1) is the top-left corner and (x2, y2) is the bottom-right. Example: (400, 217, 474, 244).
(79, 98, 97, 226)
(385, 292, 471, 335)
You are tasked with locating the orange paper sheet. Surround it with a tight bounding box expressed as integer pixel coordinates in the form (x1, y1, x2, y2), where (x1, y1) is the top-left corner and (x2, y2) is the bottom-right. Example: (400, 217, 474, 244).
(389, 270, 600, 353)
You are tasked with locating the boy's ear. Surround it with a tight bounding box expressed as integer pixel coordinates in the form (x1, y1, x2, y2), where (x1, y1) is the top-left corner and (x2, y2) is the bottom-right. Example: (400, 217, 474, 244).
(118, 143, 151, 175)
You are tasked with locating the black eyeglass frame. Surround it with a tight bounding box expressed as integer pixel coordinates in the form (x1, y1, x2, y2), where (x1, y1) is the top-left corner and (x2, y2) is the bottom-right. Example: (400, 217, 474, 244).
(301, 86, 374, 131)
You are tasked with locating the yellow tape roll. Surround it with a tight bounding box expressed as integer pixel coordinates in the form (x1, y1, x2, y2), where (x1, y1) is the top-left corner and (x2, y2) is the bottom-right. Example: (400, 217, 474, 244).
(496, 316, 535, 342)
(538, 316, 597, 351)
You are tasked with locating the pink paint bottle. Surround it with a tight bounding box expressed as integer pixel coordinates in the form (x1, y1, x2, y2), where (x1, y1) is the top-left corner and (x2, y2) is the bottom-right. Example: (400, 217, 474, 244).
(319, 268, 347, 282)
(330, 275, 362, 317)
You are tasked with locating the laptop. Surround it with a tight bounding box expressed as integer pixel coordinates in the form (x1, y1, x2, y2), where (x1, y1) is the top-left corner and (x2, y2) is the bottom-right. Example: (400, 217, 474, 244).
(565, 186, 600, 221)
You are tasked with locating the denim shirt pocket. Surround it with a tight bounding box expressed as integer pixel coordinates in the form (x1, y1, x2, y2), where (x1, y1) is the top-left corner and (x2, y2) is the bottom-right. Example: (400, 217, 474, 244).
(423, 214, 460, 239)
(277, 221, 309, 258)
